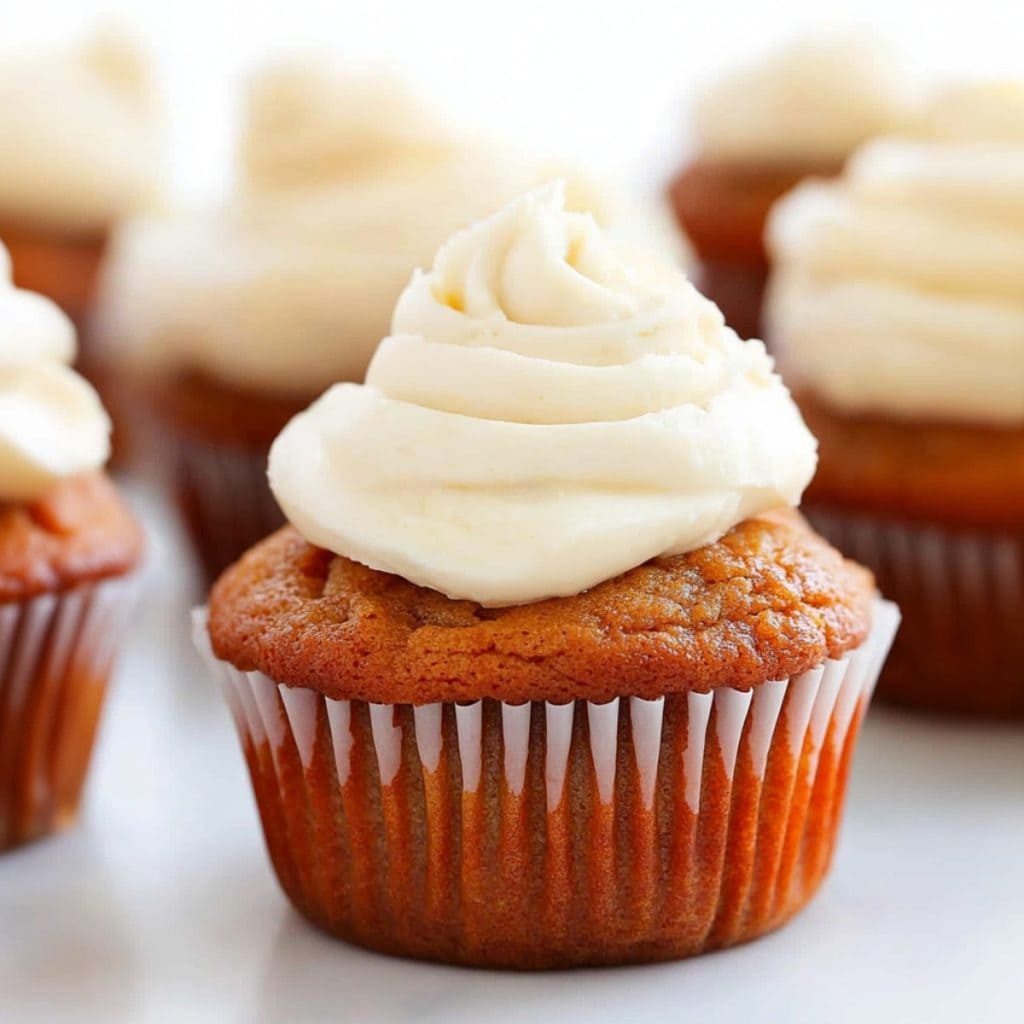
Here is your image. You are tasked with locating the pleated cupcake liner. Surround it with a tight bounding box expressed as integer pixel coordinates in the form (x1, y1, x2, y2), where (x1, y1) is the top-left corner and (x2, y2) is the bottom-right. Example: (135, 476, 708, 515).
(194, 599, 899, 968)
(171, 434, 283, 584)
(809, 508, 1024, 717)
(0, 575, 137, 851)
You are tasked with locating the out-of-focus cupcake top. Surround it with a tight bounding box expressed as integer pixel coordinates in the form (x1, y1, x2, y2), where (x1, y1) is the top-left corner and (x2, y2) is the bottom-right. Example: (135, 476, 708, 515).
(0, 29, 159, 233)
(269, 183, 817, 607)
(766, 133, 1024, 426)
(99, 63, 689, 397)
(0, 244, 111, 500)
(693, 34, 920, 164)
(240, 62, 454, 190)
(920, 79, 1024, 144)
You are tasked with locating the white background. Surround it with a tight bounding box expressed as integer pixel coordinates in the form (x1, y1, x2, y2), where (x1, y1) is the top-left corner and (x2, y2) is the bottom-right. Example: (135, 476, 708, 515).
(6, 0, 1024, 200)
(2, 2, 1024, 1022)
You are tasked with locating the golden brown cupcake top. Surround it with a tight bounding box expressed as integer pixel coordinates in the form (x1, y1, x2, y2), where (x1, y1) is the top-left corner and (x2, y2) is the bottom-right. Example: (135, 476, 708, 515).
(209, 510, 873, 705)
(0, 473, 143, 603)
(798, 392, 1024, 530)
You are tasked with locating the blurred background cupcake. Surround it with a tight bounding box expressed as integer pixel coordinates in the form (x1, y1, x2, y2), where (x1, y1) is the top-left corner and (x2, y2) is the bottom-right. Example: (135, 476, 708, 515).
(0, 28, 161, 403)
(766, 81, 1024, 717)
(666, 33, 920, 341)
(98, 60, 690, 584)
(0, 244, 142, 851)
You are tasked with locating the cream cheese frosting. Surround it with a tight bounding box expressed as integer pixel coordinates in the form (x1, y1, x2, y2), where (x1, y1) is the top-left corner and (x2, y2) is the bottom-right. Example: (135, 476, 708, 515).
(100, 64, 688, 397)
(269, 183, 817, 606)
(240, 62, 454, 190)
(693, 34, 920, 163)
(921, 79, 1024, 144)
(0, 30, 158, 233)
(766, 139, 1024, 425)
(0, 244, 111, 500)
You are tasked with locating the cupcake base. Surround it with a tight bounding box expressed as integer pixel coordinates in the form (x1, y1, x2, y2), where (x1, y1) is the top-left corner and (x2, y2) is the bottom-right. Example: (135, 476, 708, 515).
(195, 600, 898, 968)
(0, 576, 136, 851)
(808, 509, 1024, 717)
(173, 434, 284, 584)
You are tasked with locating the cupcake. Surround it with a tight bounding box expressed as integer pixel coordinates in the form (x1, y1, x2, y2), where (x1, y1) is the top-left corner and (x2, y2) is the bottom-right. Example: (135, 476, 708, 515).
(99, 63, 685, 584)
(0, 245, 142, 851)
(667, 34, 918, 341)
(0, 30, 159, 373)
(195, 184, 898, 967)
(766, 101, 1024, 717)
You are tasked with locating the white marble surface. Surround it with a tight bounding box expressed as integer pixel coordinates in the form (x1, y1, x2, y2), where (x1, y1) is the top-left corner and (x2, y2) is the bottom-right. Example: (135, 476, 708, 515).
(1, 482, 1022, 1024)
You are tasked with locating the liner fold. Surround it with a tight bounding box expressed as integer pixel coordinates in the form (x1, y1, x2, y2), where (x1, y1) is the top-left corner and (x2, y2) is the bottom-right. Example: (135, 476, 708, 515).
(0, 576, 136, 851)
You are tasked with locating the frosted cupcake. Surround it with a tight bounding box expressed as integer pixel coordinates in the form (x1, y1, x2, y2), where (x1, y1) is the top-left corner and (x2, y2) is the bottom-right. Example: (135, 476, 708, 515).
(0, 31, 158, 335)
(196, 184, 898, 967)
(0, 244, 141, 851)
(668, 34, 919, 340)
(766, 95, 1024, 716)
(100, 63, 685, 582)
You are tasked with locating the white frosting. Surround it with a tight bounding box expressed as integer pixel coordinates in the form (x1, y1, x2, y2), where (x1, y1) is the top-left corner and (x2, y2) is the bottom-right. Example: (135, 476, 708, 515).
(0, 245, 110, 500)
(921, 79, 1024, 144)
(240, 62, 453, 190)
(694, 34, 919, 162)
(767, 139, 1024, 424)
(99, 67, 687, 397)
(269, 184, 817, 606)
(0, 30, 158, 232)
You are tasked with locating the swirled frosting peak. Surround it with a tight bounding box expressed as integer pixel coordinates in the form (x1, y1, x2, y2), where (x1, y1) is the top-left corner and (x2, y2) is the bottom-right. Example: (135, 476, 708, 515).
(0, 246, 110, 500)
(269, 184, 817, 606)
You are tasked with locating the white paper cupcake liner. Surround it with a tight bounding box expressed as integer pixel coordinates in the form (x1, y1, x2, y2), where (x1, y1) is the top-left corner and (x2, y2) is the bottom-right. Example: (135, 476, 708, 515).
(809, 508, 1023, 715)
(0, 575, 137, 850)
(194, 597, 897, 966)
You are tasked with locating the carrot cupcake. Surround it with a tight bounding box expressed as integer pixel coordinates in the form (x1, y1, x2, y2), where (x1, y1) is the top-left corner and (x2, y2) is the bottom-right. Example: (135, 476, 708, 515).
(0, 245, 142, 851)
(100, 63, 685, 583)
(195, 184, 898, 968)
(0, 30, 158, 362)
(667, 34, 918, 340)
(766, 104, 1024, 716)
